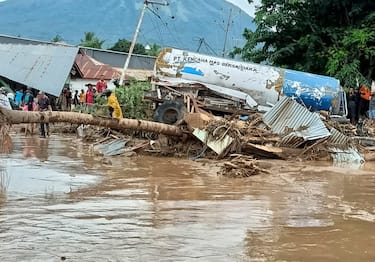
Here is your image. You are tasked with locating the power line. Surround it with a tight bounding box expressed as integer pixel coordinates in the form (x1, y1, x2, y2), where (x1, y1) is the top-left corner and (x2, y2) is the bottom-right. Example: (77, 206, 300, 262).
(120, 0, 168, 85)
(193, 37, 218, 56)
(145, 4, 185, 48)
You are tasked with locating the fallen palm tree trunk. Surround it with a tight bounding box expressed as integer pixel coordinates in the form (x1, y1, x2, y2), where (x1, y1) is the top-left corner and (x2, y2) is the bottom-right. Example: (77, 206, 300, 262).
(0, 108, 184, 137)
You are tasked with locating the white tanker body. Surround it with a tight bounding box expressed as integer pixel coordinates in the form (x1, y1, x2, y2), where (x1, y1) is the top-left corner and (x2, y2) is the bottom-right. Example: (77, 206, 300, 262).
(151, 48, 346, 123)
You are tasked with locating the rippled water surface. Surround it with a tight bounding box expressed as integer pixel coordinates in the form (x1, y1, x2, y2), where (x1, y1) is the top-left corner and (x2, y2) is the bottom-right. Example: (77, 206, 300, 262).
(0, 134, 374, 261)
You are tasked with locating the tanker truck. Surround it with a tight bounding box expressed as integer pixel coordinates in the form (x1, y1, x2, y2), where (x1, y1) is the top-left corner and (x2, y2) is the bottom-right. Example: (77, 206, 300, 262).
(149, 48, 347, 124)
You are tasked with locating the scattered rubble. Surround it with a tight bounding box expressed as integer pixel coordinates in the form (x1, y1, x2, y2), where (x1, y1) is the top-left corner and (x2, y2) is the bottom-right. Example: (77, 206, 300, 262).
(2, 97, 375, 179)
(93, 139, 129, 156)
(219, 155, 271, 178)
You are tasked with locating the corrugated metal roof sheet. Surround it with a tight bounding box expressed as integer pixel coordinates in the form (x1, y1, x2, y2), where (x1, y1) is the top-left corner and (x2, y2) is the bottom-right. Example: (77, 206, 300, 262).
(330, 148, 364, 165)
(0, 34, 156, 70)
(82, 47, 156, 70)
(75, 53, 121, 80)
(93, 139, 129, 156)
(263, 96, 331, 145)
(327, 128, 350, 147)
(0, 43, 79, 96)
(279, 133, 305, 147)
(0, 34, 74, 46)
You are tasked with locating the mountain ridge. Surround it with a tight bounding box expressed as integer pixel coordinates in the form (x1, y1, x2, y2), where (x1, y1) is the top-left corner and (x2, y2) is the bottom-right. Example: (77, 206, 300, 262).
(0, 0, 255, 55)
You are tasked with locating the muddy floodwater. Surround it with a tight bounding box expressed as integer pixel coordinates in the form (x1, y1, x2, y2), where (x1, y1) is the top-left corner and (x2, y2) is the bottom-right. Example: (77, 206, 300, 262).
(0, 134, 374, 261)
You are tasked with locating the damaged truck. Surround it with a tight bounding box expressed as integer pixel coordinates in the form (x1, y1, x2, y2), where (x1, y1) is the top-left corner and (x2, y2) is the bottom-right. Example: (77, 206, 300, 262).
(148, 48, 347, 124)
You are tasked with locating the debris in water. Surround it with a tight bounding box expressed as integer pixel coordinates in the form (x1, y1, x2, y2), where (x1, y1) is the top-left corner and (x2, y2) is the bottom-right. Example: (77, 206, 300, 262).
(219, 155, 271, 178)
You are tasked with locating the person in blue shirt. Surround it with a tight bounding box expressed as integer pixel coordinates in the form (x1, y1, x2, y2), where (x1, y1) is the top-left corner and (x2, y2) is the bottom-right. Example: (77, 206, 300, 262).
(23, 87, 34, 111)
(14, 88, 24, 107)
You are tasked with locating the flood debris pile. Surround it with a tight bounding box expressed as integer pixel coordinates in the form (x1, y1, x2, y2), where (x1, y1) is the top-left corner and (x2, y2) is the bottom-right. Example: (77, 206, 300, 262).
(194, 113, 281, 158)
(219, 155, 271, 178)
(0, 96, 372, 177)
(361, 119, 375, 137)
(65, 97, 368, 176)
(184, 97, 367, 176)
(354, 118, 375, 141)
(77, 124, 114, 142)
(147, 135, 208, 158)
(51, 123, 81, 134)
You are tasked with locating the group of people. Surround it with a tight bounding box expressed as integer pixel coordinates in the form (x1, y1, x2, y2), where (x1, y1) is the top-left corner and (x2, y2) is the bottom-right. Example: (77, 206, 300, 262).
(53, 76, 123, 119)
(56, 85, 96, 112)
(0, 86, 52, 137)
(347, 85, 371, 125)
(0, 75, 123, 138)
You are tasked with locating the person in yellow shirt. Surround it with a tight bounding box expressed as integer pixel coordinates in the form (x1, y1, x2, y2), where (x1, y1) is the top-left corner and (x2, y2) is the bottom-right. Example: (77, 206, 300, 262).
(79, 89, 86, 105)
(102, 89, 123, 119)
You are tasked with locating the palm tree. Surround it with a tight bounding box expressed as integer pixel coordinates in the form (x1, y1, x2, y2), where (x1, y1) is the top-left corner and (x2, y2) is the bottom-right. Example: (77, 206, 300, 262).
(80, 32, 105, 49)
(51, 34, 64, 43)
(0, 108, 183, 137)
(146, 43, 161, 56)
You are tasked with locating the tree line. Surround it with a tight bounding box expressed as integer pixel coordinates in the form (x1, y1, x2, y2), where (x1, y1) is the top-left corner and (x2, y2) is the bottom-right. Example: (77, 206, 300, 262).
(230, 0, 375, 88)
(52, 0, 374, 88)
(51, 32, 161, 57)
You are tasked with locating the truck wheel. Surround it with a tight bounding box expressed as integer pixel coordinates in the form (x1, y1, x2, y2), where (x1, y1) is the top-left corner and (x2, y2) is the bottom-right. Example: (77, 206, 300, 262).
(153, 101, 186, 124)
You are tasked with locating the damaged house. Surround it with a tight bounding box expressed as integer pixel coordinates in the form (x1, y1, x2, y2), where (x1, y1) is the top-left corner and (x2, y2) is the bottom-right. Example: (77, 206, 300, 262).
(0, 34, 154, 96)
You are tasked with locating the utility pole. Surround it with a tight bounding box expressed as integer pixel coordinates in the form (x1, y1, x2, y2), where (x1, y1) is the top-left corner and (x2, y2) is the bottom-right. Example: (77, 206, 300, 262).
(222, 8, 232, 57)
(196, 38, 204, 52)
(120, 0, 168, 86)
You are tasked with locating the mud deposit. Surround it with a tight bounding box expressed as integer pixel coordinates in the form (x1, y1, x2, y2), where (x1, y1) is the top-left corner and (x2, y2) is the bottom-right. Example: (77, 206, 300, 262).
(0, 135, 374, 261)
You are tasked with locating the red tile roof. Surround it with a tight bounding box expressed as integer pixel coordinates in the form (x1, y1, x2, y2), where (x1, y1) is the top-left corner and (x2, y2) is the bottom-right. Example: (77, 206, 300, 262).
(75, 53, 121, 80)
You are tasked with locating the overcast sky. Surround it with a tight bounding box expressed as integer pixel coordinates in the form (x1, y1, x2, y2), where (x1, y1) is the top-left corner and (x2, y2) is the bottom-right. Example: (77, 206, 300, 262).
(0, 0, 261, 16)
(225, 0, 261, 17)
(0, 0, 261, 17)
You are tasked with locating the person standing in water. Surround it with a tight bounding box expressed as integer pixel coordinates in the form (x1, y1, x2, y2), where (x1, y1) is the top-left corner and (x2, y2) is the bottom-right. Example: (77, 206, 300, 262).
(36, 91, 52, 138)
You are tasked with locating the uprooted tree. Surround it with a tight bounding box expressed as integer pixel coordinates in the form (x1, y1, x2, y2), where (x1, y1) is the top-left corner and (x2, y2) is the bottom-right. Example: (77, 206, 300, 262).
(0, 108, 184, 137)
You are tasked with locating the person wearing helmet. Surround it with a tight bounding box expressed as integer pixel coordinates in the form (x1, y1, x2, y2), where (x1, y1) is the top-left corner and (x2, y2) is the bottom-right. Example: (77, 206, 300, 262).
(102, 89, 123, 119)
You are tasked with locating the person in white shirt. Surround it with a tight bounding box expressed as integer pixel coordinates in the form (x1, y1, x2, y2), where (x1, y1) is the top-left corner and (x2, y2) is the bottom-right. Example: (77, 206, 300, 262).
(0, 87, 12, 110)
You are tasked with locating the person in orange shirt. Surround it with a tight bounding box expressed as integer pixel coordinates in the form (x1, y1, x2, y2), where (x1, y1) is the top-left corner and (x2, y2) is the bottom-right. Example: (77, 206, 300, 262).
(359, 85, 370, 117)
(79, 89, 86, 105)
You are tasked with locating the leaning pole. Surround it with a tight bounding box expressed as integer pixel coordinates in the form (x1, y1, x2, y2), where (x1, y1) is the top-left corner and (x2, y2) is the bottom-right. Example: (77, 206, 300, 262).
(0, 108, 184, 137)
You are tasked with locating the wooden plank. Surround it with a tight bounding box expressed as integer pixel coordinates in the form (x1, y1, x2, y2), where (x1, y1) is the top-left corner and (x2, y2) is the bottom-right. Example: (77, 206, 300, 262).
(242, 143, 285, 159)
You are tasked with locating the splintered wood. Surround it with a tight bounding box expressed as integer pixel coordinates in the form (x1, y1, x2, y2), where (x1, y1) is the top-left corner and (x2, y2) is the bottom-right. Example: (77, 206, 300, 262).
(361, 119, 375, 137)
(201, 114, 287, 159)
(219, 155, 271, 178)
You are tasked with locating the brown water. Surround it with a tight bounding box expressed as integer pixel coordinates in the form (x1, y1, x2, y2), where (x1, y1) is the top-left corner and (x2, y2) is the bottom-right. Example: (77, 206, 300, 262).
(0, 135, 374, 261)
